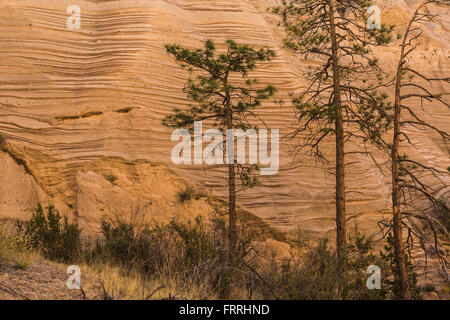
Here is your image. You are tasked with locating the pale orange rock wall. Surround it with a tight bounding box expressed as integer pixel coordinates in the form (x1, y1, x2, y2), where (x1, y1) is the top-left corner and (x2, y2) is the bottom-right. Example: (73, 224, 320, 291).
(0, 0, 448, 237)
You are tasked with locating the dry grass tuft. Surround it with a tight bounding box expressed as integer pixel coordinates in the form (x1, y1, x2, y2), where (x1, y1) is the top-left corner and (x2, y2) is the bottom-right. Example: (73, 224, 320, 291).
(0, 222, 36, 270)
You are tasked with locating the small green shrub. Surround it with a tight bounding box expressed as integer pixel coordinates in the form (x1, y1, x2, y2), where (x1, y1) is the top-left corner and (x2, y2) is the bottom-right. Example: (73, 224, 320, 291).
(176, 186, 196, 203)
(104, 174, 118, 184)
(19, 203, 82, 263)
(0, 224, 31, 269)
(421, 284, 435, 292)
(170, 216, 216, 269)
(379, 233, 421, 299)
(89, 218, 167, 275)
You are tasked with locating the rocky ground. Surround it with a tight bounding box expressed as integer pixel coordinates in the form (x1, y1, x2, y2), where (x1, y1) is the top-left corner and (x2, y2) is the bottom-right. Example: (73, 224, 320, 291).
(0, 258, 103, 300)
(0, 253, 448, 300)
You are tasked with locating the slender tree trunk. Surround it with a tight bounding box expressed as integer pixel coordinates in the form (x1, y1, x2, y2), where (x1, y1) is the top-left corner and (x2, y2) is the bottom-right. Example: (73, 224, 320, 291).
(392, 59, 411, 300)
(228, 150, 237, 254)
(225, 80, 237, 255)
(224, 141, 236, 298)
(328, 0, 347, 259)
(221, 79, 237, 299)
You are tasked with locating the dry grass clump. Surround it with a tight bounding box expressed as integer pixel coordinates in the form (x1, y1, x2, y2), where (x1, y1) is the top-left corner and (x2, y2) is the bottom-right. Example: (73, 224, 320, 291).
(80, 214, 400, 300)
(79, 262, 220, 300)
(176, 185, 197, 204)
(0, 221, 35, 270)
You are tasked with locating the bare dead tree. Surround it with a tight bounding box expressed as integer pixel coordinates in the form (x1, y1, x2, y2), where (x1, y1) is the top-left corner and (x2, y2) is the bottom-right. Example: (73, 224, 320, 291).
(388, 0, 449, 300)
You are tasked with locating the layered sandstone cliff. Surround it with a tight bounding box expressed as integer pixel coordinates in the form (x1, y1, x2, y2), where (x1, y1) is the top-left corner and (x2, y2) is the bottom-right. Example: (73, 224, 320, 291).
(0, 0, 448, 239)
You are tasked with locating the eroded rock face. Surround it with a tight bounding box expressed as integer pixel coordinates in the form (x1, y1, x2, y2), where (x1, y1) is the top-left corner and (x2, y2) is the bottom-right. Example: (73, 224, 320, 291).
(0, 152, 48, 221)
(0, 0, 448, 237)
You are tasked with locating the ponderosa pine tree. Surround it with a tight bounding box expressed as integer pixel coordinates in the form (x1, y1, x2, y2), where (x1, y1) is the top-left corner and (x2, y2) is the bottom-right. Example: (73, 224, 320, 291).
(272, 0, 394, 259)
(388, 0, 449, 300)
(162, 40, 277, 256)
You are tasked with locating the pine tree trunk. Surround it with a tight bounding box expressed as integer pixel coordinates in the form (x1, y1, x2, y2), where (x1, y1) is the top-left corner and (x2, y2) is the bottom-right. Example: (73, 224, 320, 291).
(392, 64, 411, 300)
(328, 0, 347, 259)
(228, 159, 236, 253)
(225, 79, 237, 256)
